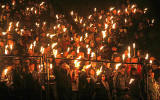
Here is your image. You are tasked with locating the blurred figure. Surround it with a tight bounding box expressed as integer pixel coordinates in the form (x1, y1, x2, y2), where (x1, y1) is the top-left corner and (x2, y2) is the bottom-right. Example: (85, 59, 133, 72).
(78, 68, 95, 100)
(116, 67, 128, 100)
(54, 61, 72, 100)
(94, 73, 112, 100)
(148, 72, 160, 100)
(89, 68, 97, 83)
(128, 68, 143, 100)
(71, 68, 79, 100)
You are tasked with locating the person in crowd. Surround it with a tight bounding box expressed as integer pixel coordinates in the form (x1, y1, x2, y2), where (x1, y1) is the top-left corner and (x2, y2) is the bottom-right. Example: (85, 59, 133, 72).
(115, 67, 128, 100)
(104, 63, 114, 99)
(148, 72, 160, 100)
(79, 68, 95, 100)
(54, 61, 72, 100)
(71, 68, 79, 100)
(104, 63, 112, 81)
(94, 73, 112, 100)
(89, 68, 97, 83)
(128, 68, 143, 100)
(0, 81, 10, 100)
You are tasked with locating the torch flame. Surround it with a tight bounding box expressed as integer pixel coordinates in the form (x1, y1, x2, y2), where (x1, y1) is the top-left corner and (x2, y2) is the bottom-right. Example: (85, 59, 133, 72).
(53, 49, 58, 58)
(112, 23, 116, 29)
(80, 36, 83, 42)
(131, 4, 136, 9)
(85, 33, 88, 39)
(40, 46, 44, 54)
(88, 15, 92, 19)
(94, 8, 97, 12)
(29, 44, 33, 49)
(50, 64, 53, 69)
(100, 46, 104, 51)
(33, 41, 36, 47)
(118, 10, 121, 14)
(145, 53, 149, 60)
(4, 69, 8, 76)
(115, 63, 121, 70)
(91, 52, 95, 58)
(129, 78, 135, 84)
(122, 54, 125, 61)
(1, 5, 5, 8)
(74, 56, 81, 68)
(16, 21, 19, 27)
(5, 45, 8, 55)
(128, 46, 131, 58)
(63, 28, 67, 32)
(10, 44, 13, 50)
(144, 8, 148, 13)
(51, 43, 57, 49)
(110, 7, 115, 11)
(70, 11, 74, 16)
(77, 46, 80, 53)
(85, 64, 91, 69)
(40, 2, 45, 6)
(2, 32, 6, 35)
(105, 24, 108, 29)
(133, 43, 136, 49)
(150, 60, 153, 64)
(67, 47, 70, 52)
(96, 66, 103, 76)
(87, 47, 91, 55)
(102, 30, 106, 39)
